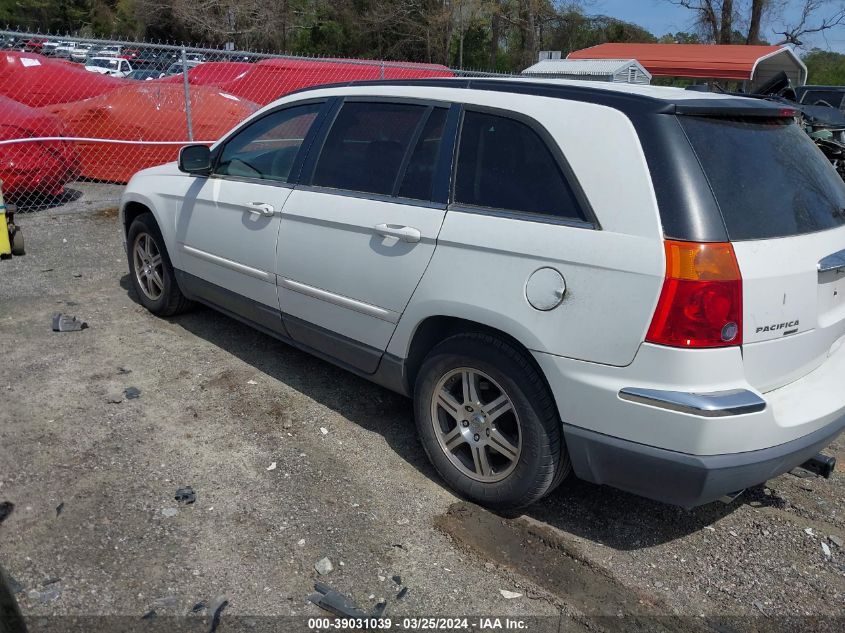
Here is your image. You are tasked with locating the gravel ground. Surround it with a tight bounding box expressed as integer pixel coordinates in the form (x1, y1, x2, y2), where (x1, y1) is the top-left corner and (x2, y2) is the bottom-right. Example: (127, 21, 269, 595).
(1, 184, 844, 632)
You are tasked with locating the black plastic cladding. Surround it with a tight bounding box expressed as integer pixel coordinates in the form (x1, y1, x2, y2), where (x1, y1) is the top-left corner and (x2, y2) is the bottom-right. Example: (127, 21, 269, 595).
(282, 78, 789, 242)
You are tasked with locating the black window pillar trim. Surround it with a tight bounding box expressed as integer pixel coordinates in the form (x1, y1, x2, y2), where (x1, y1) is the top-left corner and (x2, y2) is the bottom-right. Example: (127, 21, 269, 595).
(390, 105, 434, 197)
(432, 103, 462, 205)
(298, 96, 344, 186)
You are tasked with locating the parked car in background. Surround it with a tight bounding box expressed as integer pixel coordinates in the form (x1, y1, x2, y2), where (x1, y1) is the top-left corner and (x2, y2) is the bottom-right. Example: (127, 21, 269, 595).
(130, 48, 165, 70)
(71, 44, 95, 63)
(41, 40, 62, 56)
(84, 56, 132, 78)
(0, 35, 20, 50)
(90, 46, 122, 59)
(22, 38, 47, 53)
(120, 78, 845, 511)
(160, 60, 202, 77)
(126, 69, 161, 81)
(121, 47, 142, 61)
(54, 42, 79, 59)
(795, 85, 845, 111)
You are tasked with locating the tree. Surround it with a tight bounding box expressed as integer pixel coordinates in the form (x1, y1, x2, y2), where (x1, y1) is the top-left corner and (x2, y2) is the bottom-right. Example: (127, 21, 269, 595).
(774, 0, 845, 45)
(802, 48, 845, 82)
(669, 0, 845, 46)
(669, 0, 771, 43)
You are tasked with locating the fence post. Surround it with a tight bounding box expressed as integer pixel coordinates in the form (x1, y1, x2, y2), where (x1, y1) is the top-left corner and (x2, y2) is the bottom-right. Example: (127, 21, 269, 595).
(181, 47, 194, 142)
(380, 60, 385, 80)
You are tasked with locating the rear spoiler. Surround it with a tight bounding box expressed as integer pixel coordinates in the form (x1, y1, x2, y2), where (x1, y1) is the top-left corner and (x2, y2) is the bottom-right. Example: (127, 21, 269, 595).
(672, 98, 795, 118)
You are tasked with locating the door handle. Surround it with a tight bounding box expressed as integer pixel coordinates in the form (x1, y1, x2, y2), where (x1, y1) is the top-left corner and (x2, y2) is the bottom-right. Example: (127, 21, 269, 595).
(374, 223, 421, 243)
(244, 202, 275, 217)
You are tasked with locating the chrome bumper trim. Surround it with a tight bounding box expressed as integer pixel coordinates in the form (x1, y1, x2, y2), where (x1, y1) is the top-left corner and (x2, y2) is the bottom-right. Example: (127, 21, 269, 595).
(618, 387, 766, 417)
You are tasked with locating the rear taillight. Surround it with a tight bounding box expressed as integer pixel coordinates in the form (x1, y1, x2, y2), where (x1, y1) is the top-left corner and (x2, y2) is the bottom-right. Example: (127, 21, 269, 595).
(646, 240, 742, 348)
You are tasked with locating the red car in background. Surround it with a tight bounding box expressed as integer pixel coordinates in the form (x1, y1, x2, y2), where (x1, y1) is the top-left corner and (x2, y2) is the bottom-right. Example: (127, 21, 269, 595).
(0, 96, 80, 201)
(22, 38, 47, 53)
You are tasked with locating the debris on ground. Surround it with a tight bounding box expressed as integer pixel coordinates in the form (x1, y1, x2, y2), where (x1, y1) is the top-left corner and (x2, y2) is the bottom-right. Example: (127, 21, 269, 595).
(297, 539, 305, 547)
(123, 387, 141, 400)
(246, 379, 258, 385)
(141, 609, 156, 620)
(830, 535, 843, 548)
(822, 542, 832, 558)
(161, 508, 178, 518)
(752, 600, 767, 615)
(0, 501, 13, 524)
(266, 462, 277, 471)
(42, 577, 60, 587)
(106, 393, 123, 404)
(396, 586, 408, 600)
(175, 487, 196, 505)
(308, 582, 377, 618)
(28, 587, 61, 603)
(314, 557, 334, 576)
(320, 427, 328, 435)
(51, 313, 88, 332)
(55, 502, 64, 517)
(499, 590, 522, 599)
(391, 574, 402, 585)
(208, 596, 228, 633)
(7, 576, 23, 594)
(117, 367, 131, 375)
(153, 595, 179, 609)
(190, 601, 206, 614)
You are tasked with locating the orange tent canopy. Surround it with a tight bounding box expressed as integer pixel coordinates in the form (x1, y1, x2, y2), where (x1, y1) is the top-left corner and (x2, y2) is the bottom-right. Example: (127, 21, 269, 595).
(568, 43, 806, 84)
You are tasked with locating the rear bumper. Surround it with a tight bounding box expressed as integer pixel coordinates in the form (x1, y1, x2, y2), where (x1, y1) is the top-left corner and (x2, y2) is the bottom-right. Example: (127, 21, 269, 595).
(564, 414, 845, 508)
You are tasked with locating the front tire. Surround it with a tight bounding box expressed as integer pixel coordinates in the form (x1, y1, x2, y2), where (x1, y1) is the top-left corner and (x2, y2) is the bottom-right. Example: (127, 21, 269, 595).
(126, 213, 193, 316)
(414, 332, 569, 511)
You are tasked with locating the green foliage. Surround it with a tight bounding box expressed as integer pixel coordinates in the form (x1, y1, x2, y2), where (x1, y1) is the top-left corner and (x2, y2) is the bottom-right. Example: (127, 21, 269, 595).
(803, 49, 845, 86)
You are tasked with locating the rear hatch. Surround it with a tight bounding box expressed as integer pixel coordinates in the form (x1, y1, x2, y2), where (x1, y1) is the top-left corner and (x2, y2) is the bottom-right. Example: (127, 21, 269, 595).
(680, 115, 845, 392)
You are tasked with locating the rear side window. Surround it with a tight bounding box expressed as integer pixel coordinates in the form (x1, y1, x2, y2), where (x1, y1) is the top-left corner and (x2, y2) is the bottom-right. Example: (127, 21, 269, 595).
(313, 102, 427, 196)
(216, 103, 320, 182)
(681, 116, 845, 240)
(454, 111, 585, 221)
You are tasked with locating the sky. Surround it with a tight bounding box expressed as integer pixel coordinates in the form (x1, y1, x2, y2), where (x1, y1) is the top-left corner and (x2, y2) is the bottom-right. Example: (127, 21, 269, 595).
(592, 0, 845, 52)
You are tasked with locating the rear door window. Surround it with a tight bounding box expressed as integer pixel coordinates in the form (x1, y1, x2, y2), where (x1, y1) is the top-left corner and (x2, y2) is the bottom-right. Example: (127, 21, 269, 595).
(454, 110, 586, 221)
(312, 102, 428, 196)
(680, 116, 845, 240)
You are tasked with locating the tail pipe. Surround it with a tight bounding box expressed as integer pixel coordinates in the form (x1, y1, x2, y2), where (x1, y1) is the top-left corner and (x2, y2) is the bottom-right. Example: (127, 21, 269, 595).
(801, 453, 836, 479)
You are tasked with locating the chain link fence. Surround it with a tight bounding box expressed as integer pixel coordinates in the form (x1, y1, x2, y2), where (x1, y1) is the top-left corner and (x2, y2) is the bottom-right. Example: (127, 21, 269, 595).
(0, 29, 510, 212)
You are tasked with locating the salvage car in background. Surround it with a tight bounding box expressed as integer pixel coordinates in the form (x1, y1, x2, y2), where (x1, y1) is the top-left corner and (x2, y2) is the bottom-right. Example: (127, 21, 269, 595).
(0, 95, 80, 200)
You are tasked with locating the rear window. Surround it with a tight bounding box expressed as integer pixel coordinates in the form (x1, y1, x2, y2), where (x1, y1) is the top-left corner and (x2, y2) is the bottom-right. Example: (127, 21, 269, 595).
(680, 116, 845, 240)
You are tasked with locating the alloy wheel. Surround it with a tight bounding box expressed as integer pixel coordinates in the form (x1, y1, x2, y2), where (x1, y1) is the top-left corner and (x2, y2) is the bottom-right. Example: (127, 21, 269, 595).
(430, 367, 522, 483)
(132, 232, 164, 301)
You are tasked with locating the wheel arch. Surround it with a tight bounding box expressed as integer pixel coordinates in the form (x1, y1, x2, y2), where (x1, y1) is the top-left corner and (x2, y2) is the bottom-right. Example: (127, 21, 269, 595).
(122, 200, 153, 238)
(402, 316, 557, 411)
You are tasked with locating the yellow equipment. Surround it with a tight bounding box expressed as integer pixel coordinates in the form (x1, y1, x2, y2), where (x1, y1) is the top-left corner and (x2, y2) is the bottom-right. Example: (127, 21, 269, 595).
(0, 179, 24, 258)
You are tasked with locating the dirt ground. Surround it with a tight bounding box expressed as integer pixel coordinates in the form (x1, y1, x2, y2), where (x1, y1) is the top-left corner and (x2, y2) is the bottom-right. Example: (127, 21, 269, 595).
(1, 186, 844, 632)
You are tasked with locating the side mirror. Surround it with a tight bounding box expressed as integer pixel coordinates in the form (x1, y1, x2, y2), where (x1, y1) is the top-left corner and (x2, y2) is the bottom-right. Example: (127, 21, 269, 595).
(178, 144, 211, 175)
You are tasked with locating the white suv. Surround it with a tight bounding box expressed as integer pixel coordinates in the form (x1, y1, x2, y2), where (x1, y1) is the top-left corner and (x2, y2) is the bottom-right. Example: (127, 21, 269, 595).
(120, 78, 845, 510)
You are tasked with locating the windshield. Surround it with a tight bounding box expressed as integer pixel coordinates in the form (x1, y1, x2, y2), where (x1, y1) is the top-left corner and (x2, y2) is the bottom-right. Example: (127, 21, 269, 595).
(680, 116, 845, 240)
(88, 58, 118, 69)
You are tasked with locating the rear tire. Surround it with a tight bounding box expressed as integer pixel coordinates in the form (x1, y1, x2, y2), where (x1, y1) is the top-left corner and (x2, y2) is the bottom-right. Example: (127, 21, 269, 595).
(126, 213, 193, 317)
(414, 332, 570, 511)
